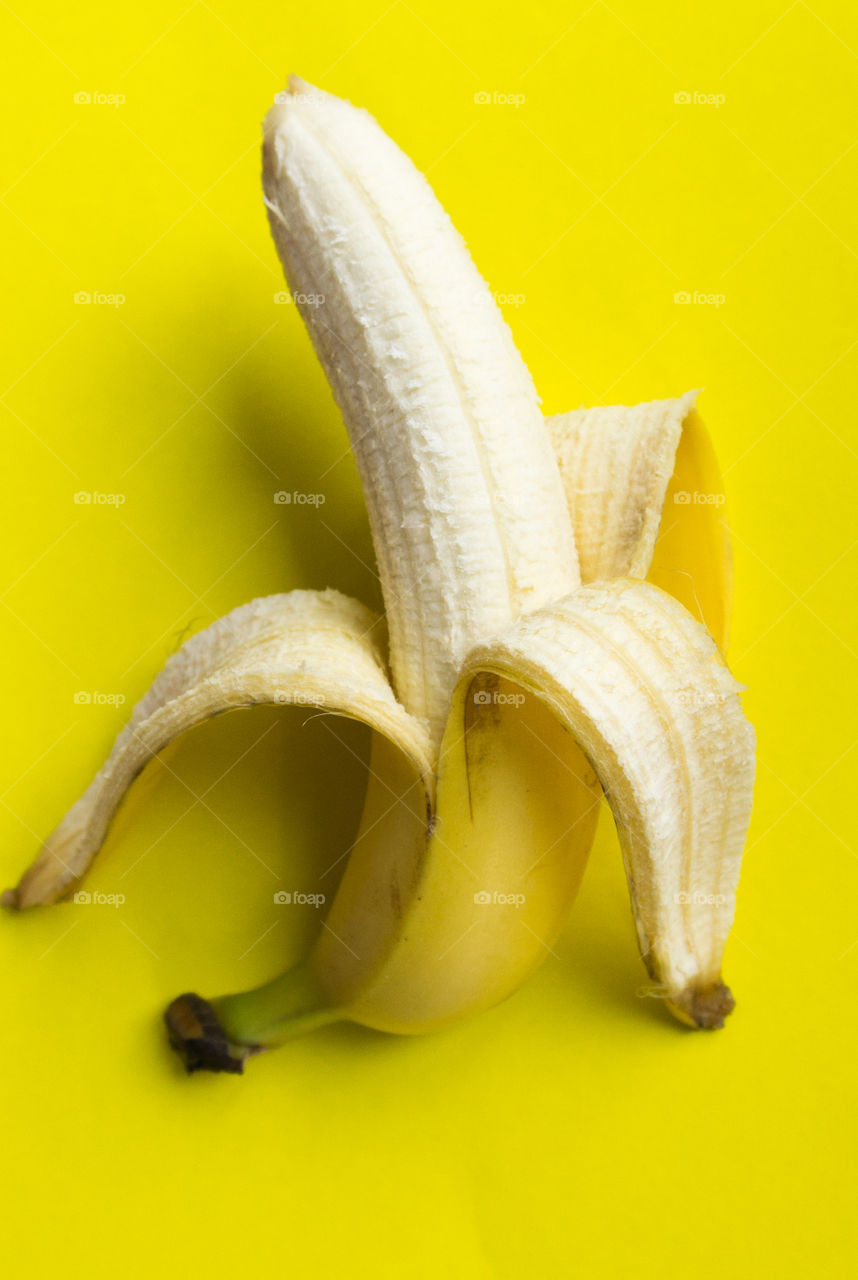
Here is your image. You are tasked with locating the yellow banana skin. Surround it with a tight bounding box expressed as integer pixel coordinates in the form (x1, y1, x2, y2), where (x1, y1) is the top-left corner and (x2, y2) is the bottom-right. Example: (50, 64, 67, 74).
(330, 679, 600, 1034)
(648, 409, 733, 653)
(185, 685, 599, 1060)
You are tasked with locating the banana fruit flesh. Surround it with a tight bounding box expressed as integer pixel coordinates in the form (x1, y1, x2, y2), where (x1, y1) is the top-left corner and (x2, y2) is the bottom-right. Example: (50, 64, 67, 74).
(4, 79, 755, 1073)
(263, 77, 579, 744)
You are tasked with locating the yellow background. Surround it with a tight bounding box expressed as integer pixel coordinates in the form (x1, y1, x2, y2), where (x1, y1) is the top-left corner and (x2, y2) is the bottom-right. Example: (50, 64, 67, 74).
(2, 1, 856, 1275)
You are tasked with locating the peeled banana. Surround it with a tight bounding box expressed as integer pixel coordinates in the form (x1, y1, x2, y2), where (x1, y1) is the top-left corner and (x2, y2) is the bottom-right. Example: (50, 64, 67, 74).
(4, 78, 755, 1074)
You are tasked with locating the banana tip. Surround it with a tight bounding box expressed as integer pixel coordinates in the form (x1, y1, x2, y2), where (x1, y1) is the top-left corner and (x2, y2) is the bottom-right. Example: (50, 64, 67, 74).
(1, 888, 19, 910)
(164, 993, 256, 1075)
(669, 981, 735, 1030)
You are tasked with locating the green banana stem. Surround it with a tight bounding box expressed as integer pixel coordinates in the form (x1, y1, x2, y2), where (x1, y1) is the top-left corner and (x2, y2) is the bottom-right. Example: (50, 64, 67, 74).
(165, 962, 339, 1074)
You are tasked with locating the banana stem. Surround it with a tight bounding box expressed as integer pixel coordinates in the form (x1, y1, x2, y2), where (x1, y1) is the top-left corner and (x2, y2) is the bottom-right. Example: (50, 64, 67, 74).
(165, 962, 340, 1074)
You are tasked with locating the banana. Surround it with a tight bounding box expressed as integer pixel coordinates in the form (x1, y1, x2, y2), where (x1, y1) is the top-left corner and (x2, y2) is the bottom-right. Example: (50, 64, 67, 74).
(4, 79, 755, 1073)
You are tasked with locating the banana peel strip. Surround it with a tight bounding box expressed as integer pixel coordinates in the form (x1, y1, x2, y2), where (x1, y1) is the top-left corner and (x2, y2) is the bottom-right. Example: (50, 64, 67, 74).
(4, 589, 433, 909)
(460, 579, 755, 1027)
(546, 391, 699, 584)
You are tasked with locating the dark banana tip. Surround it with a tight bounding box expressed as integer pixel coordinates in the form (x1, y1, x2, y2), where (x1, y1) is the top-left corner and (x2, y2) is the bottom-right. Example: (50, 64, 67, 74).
(670, 981, 736, 1030)
(164, 993, 253, 1075)
(1, 889, 20, 909)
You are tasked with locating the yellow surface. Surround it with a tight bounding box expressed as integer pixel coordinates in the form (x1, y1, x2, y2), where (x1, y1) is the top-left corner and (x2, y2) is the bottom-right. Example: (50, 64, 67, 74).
(1, 1, 856, 1275)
